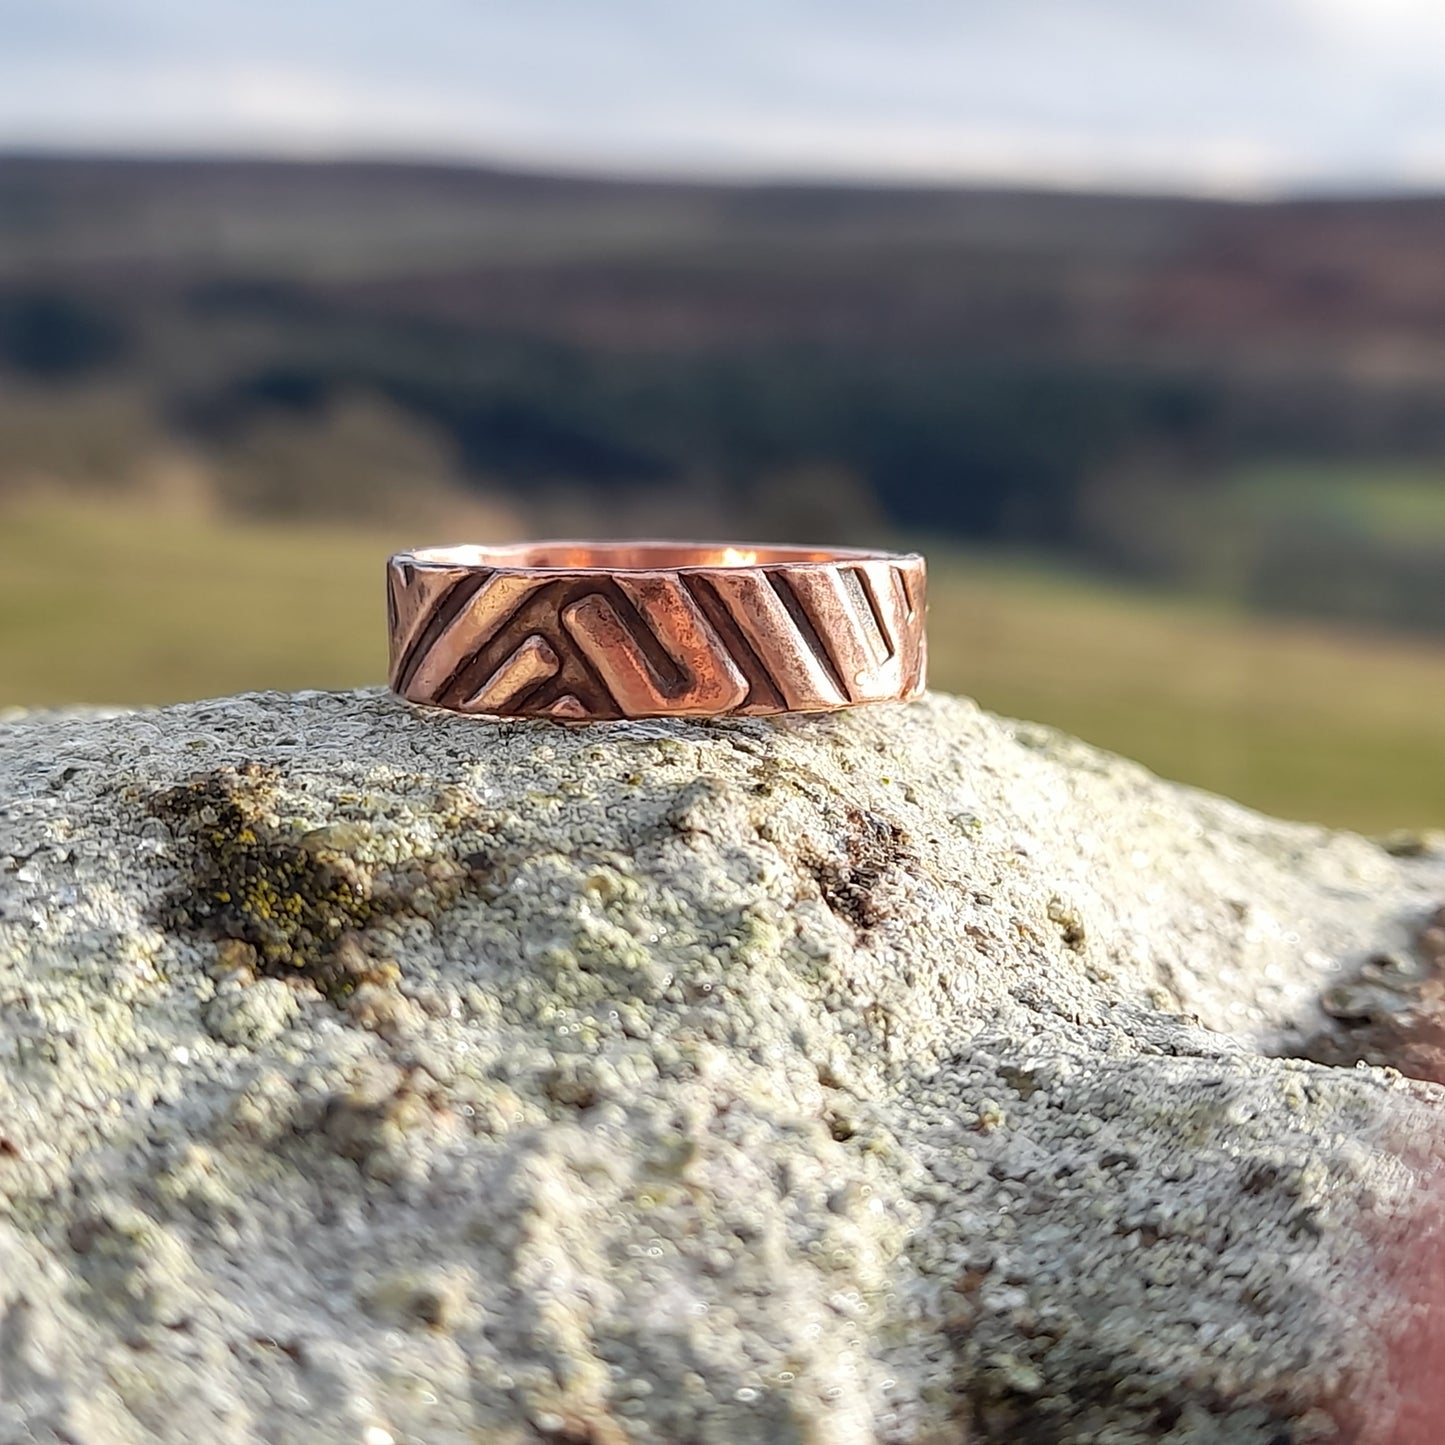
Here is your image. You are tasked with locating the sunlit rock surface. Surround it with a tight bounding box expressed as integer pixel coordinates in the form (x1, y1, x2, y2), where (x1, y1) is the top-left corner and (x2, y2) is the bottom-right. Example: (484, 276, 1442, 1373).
(2, 688, 1442, 1444)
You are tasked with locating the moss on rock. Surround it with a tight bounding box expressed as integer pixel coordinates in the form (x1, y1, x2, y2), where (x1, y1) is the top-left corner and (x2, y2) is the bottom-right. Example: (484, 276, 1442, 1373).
(147, 761, 476, 999)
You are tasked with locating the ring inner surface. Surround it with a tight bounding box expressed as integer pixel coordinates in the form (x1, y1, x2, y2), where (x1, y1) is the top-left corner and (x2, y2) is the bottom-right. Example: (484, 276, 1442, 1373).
(406, 542, 872, 570)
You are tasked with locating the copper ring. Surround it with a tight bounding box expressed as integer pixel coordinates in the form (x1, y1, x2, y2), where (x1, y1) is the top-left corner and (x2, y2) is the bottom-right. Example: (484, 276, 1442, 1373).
(386, 541, 927, 721)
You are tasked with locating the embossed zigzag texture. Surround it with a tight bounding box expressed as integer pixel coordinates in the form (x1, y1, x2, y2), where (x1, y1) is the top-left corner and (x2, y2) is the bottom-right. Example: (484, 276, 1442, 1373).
(387, 558, 926, 719)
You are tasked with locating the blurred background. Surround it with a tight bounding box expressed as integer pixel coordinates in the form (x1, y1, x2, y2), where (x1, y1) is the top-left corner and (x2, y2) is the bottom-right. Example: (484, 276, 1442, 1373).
(1, 0, 1443, 832)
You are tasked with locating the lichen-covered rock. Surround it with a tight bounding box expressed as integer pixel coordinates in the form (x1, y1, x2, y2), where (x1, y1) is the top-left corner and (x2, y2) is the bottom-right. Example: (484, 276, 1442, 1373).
(1, 688, 1442, 1444)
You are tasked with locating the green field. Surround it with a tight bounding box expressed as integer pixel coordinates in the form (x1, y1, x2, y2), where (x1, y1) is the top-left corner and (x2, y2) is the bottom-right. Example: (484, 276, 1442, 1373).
(2, 499, 1442, 834)
(1226, 462, 1445, 545)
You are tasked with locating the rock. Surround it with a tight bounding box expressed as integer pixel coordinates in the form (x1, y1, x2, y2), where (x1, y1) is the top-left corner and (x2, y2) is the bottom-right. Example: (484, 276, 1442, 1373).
(1, 687, 1442, 1444)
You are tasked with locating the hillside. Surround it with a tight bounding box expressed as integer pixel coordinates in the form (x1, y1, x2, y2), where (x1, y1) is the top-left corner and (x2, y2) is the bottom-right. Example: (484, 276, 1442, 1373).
(4, 155, 1445, 629)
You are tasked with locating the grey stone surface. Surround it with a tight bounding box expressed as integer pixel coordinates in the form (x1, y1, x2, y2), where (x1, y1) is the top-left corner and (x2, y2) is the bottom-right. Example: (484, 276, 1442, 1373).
(1, 687, 1442, 1444)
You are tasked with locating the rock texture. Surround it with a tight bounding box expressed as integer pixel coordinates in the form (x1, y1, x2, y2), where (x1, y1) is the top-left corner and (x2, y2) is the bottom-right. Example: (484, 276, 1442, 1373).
(1, 688, 1443, 1445)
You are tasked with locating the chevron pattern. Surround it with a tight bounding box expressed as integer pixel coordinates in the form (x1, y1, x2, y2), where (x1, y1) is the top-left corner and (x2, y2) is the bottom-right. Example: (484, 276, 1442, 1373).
(387, 553, 926, 720)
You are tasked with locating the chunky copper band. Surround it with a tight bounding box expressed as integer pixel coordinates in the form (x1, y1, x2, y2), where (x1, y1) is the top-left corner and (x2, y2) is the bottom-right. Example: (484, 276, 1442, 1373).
(386, 541, 927, 720)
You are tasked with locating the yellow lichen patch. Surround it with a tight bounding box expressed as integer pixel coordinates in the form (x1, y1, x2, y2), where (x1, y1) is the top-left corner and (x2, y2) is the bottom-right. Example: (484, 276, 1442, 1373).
(149, 763, 473, 1001)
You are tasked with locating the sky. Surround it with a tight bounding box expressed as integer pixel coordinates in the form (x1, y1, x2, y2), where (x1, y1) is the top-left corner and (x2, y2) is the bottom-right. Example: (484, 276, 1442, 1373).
(3, 0, 1445, 194)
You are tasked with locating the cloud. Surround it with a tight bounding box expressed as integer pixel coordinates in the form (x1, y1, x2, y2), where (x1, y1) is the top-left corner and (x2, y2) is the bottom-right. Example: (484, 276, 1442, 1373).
(0, 0, 1441, 192)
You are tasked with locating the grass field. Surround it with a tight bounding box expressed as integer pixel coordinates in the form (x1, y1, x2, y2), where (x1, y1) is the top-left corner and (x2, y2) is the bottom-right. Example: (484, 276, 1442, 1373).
(2, 498, 1442, 833)
(1226, 462, 1445, 545)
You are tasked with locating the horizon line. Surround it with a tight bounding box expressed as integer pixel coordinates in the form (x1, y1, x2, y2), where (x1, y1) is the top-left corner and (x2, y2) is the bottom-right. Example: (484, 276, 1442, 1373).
(4, 140, 1444, 208)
